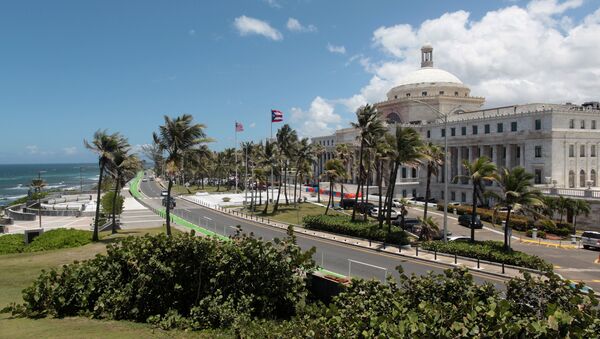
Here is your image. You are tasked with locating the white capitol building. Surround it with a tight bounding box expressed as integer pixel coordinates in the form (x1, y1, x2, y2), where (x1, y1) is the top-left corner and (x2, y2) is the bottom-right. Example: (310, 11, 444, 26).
(312, 45, 600, 226)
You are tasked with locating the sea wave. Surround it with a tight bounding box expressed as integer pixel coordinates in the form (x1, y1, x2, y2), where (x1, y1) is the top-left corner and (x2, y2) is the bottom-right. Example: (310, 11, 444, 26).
(6, 184, 27, 190)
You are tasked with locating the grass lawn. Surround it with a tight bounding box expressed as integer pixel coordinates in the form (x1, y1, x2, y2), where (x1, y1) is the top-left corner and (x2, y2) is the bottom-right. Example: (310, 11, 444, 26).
(0, 226, 231, 339)
(172, 184, 236, 195)
(242, 202, 346, 225)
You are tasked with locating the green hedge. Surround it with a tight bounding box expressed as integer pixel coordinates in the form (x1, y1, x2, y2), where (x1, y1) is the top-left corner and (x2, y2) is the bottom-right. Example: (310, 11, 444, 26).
(0, 229, 92, 255)
(303, 215, 409, 246)
(438, 204, 532, 231)
(420, 240, 552, 272)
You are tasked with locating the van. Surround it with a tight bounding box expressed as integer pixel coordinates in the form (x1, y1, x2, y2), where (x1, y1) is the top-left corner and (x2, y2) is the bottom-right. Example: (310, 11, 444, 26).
(340, 198, 356, 209)
(581, 231, 600, 250)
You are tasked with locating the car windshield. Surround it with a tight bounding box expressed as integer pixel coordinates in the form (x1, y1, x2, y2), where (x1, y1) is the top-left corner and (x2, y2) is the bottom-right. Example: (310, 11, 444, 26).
(583, 232, 600, 239)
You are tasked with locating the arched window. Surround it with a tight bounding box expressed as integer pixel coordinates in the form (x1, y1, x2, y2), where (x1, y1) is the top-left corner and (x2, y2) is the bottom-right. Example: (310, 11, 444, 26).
(386, 112, 401, 124)
(591, 170, 597, 187)
(568, 170, 575, 188)
(579, 170, 586, 187)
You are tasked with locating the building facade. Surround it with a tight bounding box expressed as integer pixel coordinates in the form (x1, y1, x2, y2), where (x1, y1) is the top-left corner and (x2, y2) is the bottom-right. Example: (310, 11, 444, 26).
(312, 45, 600, 207)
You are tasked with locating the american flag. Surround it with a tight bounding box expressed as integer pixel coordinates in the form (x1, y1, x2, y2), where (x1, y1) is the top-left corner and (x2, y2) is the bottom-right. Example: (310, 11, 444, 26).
(235, 121, 244, 132)
(271, 109, 283, 122)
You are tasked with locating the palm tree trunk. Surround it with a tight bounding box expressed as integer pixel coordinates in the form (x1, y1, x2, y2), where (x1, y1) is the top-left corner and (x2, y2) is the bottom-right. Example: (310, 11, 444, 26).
(423, 166, 432, 220)
(378, 160, 384, 229)
(262, 183, 269, 214)
(293, 169, 298, 204)
(165, 178, 173, 237)
(351, 141, 365, 221)
(325, 180, 333, 215)
(111, 175, 120, 234)
(284, 164, 289, 205)
(273, 173, 282, 213)
(386, 163, 399, 232)
(504, 207, 512, 251)
(92, 162, 105, 242)
(470, 182, 477, 243)
(366, 157, 372, 205)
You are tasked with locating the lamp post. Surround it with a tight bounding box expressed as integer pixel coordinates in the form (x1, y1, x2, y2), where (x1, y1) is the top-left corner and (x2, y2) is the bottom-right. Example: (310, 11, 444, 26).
(409, 99, 463, 243)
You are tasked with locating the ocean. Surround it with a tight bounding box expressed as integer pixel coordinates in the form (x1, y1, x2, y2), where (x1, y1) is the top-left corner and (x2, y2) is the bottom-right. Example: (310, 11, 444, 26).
(0, 163, 99, 206)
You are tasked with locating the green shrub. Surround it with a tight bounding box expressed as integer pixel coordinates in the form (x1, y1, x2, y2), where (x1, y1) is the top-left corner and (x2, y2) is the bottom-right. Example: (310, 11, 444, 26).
(420, 240, 552, 272)
(525, 229, 546, 239)
(0, 234, 26, 254)
(0, 229, 92, 255)
(441, 204, 533, 231)
(302, 215, 409, 246)
(535, 219, 571, 237)
(101, 191, 124, 216)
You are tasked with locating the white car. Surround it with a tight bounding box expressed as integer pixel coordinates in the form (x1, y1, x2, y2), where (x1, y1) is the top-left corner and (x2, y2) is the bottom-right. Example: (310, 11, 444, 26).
(448, 236, 471, 242)
(369, 207, 399, 220)
(161, 190, 168, 197)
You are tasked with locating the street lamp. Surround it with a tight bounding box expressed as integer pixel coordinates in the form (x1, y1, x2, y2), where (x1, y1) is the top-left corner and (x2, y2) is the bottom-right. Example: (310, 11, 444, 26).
(408, 99, 463, 243)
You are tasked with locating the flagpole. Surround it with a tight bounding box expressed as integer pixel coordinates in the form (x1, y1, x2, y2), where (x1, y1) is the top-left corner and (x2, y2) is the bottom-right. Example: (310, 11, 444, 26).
(235, 122, 238, 194)
(270, 118, 274, 207)
(244, 145, 248, 206)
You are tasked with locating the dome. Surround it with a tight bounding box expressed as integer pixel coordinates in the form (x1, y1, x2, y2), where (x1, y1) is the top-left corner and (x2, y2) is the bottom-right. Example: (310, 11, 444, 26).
(395, 67, 463, 87)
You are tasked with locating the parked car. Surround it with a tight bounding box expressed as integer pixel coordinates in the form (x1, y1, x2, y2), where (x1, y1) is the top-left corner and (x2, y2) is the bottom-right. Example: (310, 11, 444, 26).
(142, 178, 148, 182)
(458, 214, 483, 229)
(161, 190, 168, 197)
(340, 198, 356, 209)
(369, 207, 399, 220)
(448, 236, 471, 242)
(392, 217, 420, 231)
(581, 231, 600, 250)
(355, 202, 375, 214)
(162, 197, 176, 209)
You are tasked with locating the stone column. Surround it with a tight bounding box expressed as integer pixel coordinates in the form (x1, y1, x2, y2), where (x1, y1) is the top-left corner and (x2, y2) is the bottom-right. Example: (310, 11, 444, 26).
(505, 144, 512, 169)
(520, 144, 525, 167)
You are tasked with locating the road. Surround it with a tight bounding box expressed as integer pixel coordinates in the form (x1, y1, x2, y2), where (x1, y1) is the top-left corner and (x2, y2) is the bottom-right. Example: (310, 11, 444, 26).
(139, 179, 507, 288)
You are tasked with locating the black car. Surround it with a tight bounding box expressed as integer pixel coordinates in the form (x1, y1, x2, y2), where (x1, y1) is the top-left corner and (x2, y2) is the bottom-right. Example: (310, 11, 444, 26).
(392, 217, 420, 231)
(355, 202, 375, 214)
(458, 214, 483, 229)
(340, 198, 356, 209)
(162, 197, 176, 209)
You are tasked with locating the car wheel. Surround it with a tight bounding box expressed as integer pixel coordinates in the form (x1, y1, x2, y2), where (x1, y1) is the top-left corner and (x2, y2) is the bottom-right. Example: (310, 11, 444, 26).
(583, 245, 589, 249)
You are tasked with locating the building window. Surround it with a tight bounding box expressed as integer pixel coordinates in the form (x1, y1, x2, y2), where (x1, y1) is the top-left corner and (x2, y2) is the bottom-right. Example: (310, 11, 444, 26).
(580, 145, 586, 157)
(568, 170, 575, 188)
(427, 130, 431, 138)
(534, 169, 542, 184)
(402, 189, 407, 197)
(511, 121, 518, 132)
(461, 192, 466, 202)
(406, 93, 411, 97)
(569, 145, 575, 157)
(422, 91, 427, 96)
(394, 95, 398, 99)
(454, 91, 459, 96)
(461, 126, 466, 136)
(535, 119, 541, 130)
(451, 191, 456, 201)
(401, 167, 407, 179)
(592, 145, 596, 157)
(472, 125, 478, 135)
(592, 120, 597, 130)
(412, 168, 417, 178)
(451, 127, 456, 136)
(535, 146, 542, 158)
(569, 119, 575, 129)
(412, 189, 417, 198)
(581, 120, 586, 129)
(497, 123, 504, 133)
(439, 91, 444, 95)
(484, 124, 490, 134)
(580, 170, 586, 187)
(592, 170, 597, 187)
(441, 190, 444, 199)
(441, 128, 446, 137)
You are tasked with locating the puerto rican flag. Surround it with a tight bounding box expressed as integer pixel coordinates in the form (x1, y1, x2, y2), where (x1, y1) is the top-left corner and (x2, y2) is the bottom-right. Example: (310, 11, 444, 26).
(235, 121, 244, 132)
(271, 109, 283, 123)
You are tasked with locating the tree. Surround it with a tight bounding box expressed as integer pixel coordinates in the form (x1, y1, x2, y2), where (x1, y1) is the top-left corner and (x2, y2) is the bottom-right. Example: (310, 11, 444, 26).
(101, 191, 124, 217)
(293, 138, 312, 205)
(84, 130, 127, 241)
(335, 143, 353, 206)
(455, 156, 497, 242)
(351, 104, 387, 221)
(312, 144, 325, 203)
(488, 167, 544, 250)
(106, 150, 140, 234)
(141, 142, 164, 177)
(375, 137, 394, 228)
(260, 141, 277, 214)
(30, 178, 46, 229)
(321, 159, 346, 215)
(556, 196, 572, 223)
(420, 143, 444, 221)
(153, 114, 210, 237)
(569, 199, 591, 234)
(417, 216, 440, 241)
(276, 124, 298, 205)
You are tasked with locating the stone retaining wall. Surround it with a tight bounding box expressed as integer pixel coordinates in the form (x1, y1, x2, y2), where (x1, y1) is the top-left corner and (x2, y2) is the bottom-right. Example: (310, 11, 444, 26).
(6, 204, 37, 221)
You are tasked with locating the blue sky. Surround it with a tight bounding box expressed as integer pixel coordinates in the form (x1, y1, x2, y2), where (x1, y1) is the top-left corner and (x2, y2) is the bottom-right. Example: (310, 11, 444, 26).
(1, 0, 598, 164)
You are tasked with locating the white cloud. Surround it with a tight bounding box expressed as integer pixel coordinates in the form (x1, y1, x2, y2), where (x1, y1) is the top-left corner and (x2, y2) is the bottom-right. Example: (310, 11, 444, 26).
(287, 18, 317, 32)
(26, 145, 39, 154)
(264, 0, 281, 8)
(234, 15, 283, 41)
(340, 0, 600, 111)
(249, 122, 256, 128)
(327, 43, 346, 54)
(291, 97, 342, 137)
(63, 147, 77, 155)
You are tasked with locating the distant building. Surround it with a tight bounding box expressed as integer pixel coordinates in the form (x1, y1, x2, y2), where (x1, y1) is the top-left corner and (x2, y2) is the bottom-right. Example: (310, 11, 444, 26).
(312, 45, 600, 210)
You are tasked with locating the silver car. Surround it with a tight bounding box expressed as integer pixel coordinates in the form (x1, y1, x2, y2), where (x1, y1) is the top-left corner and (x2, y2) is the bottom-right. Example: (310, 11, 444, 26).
(581, 231, 600, 250)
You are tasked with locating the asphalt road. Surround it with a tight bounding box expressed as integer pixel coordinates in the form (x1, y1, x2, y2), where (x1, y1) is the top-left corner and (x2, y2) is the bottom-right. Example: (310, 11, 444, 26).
(139, 179, 507, 288)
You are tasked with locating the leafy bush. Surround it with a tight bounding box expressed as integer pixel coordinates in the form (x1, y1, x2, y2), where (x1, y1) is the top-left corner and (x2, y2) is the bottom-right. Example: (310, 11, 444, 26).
(420, 240, 552, 272)
(0, 234, 26, 254)
(242, 268, 600, 338)
(526, 229, 546, 239)
(439, 204, 532, 230)
(535, 219, 571, 237)
(303, 215, 409, 245)
(8, 230, 315, 331)
(101, 191, 124, 216)
(0, 229, 92, 255)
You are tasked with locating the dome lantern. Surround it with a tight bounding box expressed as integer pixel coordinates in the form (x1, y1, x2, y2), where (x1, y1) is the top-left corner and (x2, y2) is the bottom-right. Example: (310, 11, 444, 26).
(421, 44, 433, 68)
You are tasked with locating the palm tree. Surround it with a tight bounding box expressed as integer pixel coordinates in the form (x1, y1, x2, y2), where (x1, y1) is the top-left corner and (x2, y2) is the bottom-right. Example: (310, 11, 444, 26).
(417, 216, 440, 241)
(84, 130, 127, 241)
(351, 104, 387, 221)
(420, 143, 444, 221)
(153, 114, 210, 237)
(556, 196, 572, 224)
(375, 136, 394, 228)
(312, 144, 325, 203)
(488, 167, 544, 250)
(321, 159, 346, 215)
(259, 141, 277, 214)
(276, 124, 298, 205)
(570, 199, 591, 234)
(384, 126, 422, 230)
(335, 143, 353, 206)
(30, 177, 46, 229)
(293, 138, 312, 205)
(455, 156, 497, 242)
(107, 150, 140, 234)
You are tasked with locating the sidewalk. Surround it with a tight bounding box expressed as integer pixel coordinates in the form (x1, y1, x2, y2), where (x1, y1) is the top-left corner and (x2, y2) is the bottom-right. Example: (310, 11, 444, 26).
(181, 195, 542, 280)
